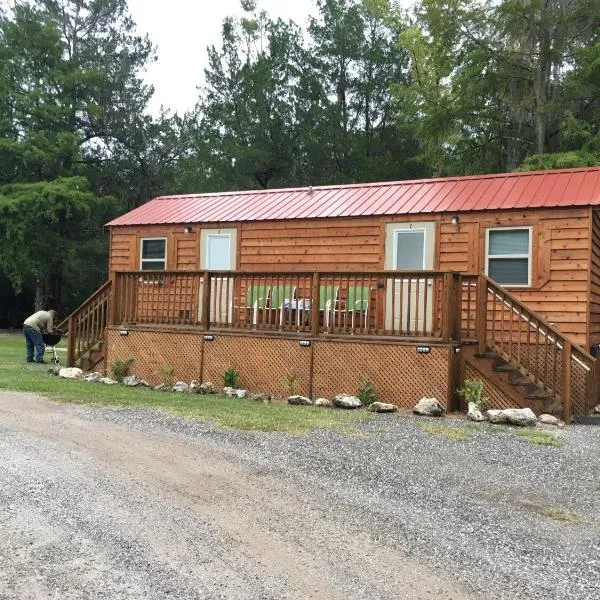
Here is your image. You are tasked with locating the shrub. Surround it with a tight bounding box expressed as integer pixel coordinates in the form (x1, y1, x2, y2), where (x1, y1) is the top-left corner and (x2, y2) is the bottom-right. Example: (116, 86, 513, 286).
(110, 357, 134, 383)
(222, 366, 240, 388)
(457, 379, 488, 411)
(282, 373, 299, 396)
(357, 380, 377, 406)
(160, 363, 175, 387)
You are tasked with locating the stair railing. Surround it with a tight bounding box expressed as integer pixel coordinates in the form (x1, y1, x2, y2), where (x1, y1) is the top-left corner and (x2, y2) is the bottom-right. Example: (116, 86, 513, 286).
(57, 280, 112, 368)
(469, 274, 599, 420)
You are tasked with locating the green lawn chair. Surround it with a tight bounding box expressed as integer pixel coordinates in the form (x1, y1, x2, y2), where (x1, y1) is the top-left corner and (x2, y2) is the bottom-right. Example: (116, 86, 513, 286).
(246, 284, 270, 325)
(320, 284, 339, 328)
(272, 284, 297, 326)
(330, 286, 370, 329)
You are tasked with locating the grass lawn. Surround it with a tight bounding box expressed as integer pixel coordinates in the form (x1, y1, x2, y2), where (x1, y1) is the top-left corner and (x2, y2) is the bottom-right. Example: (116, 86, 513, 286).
(0, 333, 374, 434)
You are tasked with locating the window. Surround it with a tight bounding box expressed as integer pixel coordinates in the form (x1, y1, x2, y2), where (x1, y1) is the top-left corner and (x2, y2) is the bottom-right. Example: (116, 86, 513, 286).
(140, 238, 167, 270)
(486, 227, 531, 286)
(394, 229, 426, 270)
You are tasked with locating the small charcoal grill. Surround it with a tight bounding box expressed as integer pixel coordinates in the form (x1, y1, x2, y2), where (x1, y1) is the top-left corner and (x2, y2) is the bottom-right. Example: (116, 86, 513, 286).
(42, 331, 63, 365)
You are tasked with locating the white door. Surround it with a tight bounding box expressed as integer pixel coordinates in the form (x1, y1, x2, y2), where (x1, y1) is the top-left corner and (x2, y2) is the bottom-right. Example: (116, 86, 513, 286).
(200, 230, 236, 325)
(385, 223, 436, 334)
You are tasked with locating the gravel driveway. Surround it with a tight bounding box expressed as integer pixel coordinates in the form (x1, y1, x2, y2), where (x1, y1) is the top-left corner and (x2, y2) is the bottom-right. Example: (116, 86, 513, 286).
(1, 390, 599, 600)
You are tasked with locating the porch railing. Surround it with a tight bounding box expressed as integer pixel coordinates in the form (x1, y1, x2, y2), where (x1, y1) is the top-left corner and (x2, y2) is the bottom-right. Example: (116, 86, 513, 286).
(112, 270, 462, 341)
(461, 274, 600, 420)
(57, 280, 112, 367)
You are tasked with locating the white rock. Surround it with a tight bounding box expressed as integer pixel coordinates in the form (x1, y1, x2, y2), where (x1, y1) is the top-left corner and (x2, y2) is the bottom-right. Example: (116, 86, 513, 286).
(366, 402, 398, 413)
(122, 375, 143, 387)
(198, 382, 217, 395)
(413, 397, 444, 417)
(84, 372, 103, 383)
(223, 387, 236, 397)
(538, 413, 565, 428)
(172, 381, 189, 393)
(486, 408, 537, 427)
(153, 383, 171, 392)
(593, 404, 600, 415)
(288, 395, 313, 405)
(250, 393, 271, 402)
(466, 401, 485, 422)
(333, 395, 362, 409)
(236, 389, 247, 399)
(315, 398, 332, 407)
(58, 367, 84, 380)
(100, 377, 118, 385)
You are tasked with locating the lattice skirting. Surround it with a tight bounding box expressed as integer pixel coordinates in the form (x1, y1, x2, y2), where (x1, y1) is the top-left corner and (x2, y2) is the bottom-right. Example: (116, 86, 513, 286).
(312, 342, 450, 408)
(106, 328, 453, 407)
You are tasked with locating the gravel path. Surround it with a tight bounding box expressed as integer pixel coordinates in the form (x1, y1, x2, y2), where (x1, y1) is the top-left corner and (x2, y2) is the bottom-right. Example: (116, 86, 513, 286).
(1, 391, 599, 599)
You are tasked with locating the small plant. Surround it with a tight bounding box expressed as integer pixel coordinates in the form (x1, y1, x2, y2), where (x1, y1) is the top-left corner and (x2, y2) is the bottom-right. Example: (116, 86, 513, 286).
(110, 357, 134, 383)
(457, 378, 489, 411)
(160, 363, 175, 387)
(282, 373, 299, 396)
(222, 366, 240, 388)
(357, 380, 377, 406)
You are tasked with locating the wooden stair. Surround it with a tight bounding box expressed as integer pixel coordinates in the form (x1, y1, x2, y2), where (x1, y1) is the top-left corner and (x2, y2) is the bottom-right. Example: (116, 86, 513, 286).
(78, 340, 106, 373)
(461, 345, 561, 416)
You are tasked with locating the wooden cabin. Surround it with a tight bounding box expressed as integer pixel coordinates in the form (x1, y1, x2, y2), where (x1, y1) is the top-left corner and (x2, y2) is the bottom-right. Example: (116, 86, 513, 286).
(65, 167, 600, 421)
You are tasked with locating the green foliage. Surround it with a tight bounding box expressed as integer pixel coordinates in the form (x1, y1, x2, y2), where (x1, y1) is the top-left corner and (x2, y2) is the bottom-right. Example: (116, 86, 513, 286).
(222, 366, 240, 388)
(517, 152, 600, 172)
(160, 363, 175, 388)
(457, 379, 488, 411)
(357, 380, 378, 406)
(282, 373, 299, 396)
(110, 357, 134, 383)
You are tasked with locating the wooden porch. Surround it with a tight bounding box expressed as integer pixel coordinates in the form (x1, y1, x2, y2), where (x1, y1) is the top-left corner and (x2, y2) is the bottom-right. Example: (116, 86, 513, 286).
(61, 269, 600, 421)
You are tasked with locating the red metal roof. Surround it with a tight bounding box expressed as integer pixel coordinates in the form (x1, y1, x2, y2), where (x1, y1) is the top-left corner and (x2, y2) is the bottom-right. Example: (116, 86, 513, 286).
(107, 167, 600, 226)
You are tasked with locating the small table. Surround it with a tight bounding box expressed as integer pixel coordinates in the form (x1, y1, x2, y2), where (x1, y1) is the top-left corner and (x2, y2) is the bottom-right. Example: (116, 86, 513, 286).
(281, 298, 311, 327)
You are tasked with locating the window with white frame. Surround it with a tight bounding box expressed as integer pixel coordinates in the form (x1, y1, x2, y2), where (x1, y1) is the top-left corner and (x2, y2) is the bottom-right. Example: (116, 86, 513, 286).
(140, 238, 167, 270)
(486, 227, 531, 286)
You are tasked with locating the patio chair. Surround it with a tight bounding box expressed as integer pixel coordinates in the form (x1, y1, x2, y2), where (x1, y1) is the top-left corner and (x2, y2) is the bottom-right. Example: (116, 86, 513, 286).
(245, 284, 270, 325)
(320, 284, 339, 328)
(330, 286, 370, 329)
(271, 284, 297, 326)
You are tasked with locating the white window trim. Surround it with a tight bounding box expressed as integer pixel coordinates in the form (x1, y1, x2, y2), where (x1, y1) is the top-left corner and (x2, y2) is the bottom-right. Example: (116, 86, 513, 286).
(392, 227, 427, 270)
(140, 237, 167, 270)
(485, 226, 532, 288)
(206, 233, 232, 270)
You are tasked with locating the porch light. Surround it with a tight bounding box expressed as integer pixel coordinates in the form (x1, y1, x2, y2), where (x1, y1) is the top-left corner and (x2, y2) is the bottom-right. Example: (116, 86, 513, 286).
(451, 215, 460, 225)
(184, 226, 193, 233)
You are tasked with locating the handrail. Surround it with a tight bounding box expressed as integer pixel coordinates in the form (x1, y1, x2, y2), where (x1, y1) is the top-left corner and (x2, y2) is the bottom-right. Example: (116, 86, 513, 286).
(57, 280, 113, 333)
(482, 275, 595, 363)
(65, 280, 112, 367)
(112, 269, 456, 277)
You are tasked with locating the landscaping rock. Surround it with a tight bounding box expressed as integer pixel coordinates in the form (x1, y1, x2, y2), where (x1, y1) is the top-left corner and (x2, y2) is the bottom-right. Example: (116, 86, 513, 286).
(413, 397, 444, 417)
(84, 372, 104, 383)
(250, 393, 271, 403)
(172, 381, 189, 393)
(288, 395, 313, 406)
(333, 395, 362, 409)
(223, 387, 236, 397)
(47, 366, 61, 376)
(198, 382, 217, 395)
(236, 389, 247, 399)
(314, 398, 332, 407)
(100, 377, 118, 385)
(58, 367, 84, 380)
(593, 404, 600, 415)
(486, 408, 537, 427)
(153, 383, 171, 392)
(366, 402, 398, 413)
(538, 414, 565, 428)
(467, 402, 485, 422)
(122, 375, 144, 387)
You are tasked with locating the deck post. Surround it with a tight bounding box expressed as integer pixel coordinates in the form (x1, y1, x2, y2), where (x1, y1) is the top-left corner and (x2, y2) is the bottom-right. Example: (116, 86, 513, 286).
(442, 272, 459, 341)
(475, 275, 488, 356)
(562, 341, 572, 424)
(201, 271, 211, 331)
(311, 272, 321, 337)
(67, 316, 75, 367)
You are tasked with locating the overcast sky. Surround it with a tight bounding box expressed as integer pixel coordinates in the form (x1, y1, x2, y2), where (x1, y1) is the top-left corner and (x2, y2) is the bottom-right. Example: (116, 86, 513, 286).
(128, 0, 318, 116)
